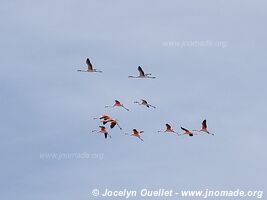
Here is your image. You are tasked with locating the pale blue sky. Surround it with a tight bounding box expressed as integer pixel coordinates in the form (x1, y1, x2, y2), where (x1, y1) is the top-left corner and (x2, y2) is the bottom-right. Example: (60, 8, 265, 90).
(0, 0, 266, 199)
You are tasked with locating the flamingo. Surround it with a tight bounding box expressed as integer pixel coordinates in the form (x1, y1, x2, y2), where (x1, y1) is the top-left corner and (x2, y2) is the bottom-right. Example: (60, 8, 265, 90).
(158, 124, 180, 135)
(134, 99, 156, 108)
(93, 114, 112, 121)
(92, 126, 111, 139)
(100, 116, 115, 124)
(102, 119, 122, 130)
(94, 114, 114, 124)
(94, 114, 122, 130)
(128, 66, 156, 79)
(125, 129, 144, 141)
(109, 120, 122, 130)
(77, 58, 103, 73)
(180, 127, 194, 137)
(105, 100, 129, 111)
(193, 120, 214, 135)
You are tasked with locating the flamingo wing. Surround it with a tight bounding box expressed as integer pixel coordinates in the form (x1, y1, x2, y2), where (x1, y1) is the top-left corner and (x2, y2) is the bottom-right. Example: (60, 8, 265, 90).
(141, 99, 148, 104)
(99, 126, 106, 130)
(166, 124, 172, 129)
(132, 129, 138, 134)
(115, 100, 120, 104)
(138, 66, 145, 76)
(99, 115, 109, 120)
(110, 121, 116, 129)
(86, 58, 93, 70)
(181, 127, 189, 132)
(202, 120, 207, 129)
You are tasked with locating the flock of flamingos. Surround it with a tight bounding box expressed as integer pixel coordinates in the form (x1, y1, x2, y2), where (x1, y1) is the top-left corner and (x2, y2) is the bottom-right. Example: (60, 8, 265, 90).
(78, 58, 214, 142)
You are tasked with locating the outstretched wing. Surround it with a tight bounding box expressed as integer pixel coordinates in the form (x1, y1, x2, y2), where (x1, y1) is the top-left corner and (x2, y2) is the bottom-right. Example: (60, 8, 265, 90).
(181, 127, 189, 132)
(166, 124, 171, 129)
(202, 120, 207, 129)
(115, 100, 120, 104)
(86, 58, 93, 70)
(141, 99, 148, 104)
(138, 66, 145, 76)
(110, 121, 116, 129)
(104, 132, 108, 139)
(99, 115, 109, 120)
(132, 129, 138, 134)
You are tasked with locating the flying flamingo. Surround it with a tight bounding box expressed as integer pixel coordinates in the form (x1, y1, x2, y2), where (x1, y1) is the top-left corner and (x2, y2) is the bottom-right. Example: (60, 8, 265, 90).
(109, 120, 122, 130)
(158, 124, 180, 135)
(125, 129, 144, 141)
(134, 99, 156, 108)
(128, 66, 156, 79)
(105, 100, 129, 111)
(92, 126, 111, 139)
(94, 114, 114, 124)
(193, 120, 214, 135)
(100, 116, 115, 124)
(102, 119, 122, 130)
(94, 114, 122, 130)
(93, 114, 112, 121)
(77, 58, 103, 73)
(180, 127, 194, 137)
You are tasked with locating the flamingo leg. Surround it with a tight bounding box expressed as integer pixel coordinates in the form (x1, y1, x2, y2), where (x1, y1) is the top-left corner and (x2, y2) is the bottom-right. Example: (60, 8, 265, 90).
(122, 105, 130, 111)
(207, 132, 215, 136)
(116, 123, 122, 130)
(93, 69, 103, 73)
(146, 76, 156, 79)
(148, 104, 156, 108)
(138, 137, 144, 142)
(173, 131, 180, 135)
(193, 130, 214, 136)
